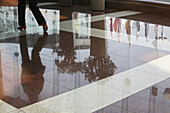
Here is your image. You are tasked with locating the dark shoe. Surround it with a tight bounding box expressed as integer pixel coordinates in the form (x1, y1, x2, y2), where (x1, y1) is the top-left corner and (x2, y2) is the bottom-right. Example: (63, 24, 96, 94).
(18, 25, 26, 30)
(42, 22, 48, 32)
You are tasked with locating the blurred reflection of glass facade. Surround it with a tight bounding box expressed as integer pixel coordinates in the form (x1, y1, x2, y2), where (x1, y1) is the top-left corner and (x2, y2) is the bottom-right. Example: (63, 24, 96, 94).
(0, 7, 18, 33)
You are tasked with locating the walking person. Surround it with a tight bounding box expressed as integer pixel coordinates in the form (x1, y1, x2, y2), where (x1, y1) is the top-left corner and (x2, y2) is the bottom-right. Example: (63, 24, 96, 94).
(18, 0, 48, 31)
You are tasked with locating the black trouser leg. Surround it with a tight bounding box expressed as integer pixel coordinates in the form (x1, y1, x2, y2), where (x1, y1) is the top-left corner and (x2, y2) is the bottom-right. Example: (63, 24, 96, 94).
(29, 0, 45, 26)
(18, 0, 26, 26)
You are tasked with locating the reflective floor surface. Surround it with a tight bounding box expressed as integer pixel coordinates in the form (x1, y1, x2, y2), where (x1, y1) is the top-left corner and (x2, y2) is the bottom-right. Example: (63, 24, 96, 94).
(0, 4, 170, 113)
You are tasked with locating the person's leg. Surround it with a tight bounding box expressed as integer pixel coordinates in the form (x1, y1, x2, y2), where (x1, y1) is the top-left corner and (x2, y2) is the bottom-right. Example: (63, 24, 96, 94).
(28, 0, 45, 26)
(18, 0, 26, 26)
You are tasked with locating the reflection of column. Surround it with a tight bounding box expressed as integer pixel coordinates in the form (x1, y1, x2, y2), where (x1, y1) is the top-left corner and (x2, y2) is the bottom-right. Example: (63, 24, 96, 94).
(75, 72, 80, 88)
(148, 87, 157, 113)
(54, 7, 74, 92)
(145, 23, 149, 38)
(90, 37, 107, 57)
(59, 0, 72, 7)
(91, 0, 105, 11)
(161, 26, 163, 39)
(110, 18, 113, 38)
(53, 11, 57, 33)
(53, 60, 59, 96)
(13, 50, 19, 98)
(55, 7, 75, 89)
(136, 21, 140, 36)
(60, 7, 72, 21)
(125, 20, 131, 46)
(14, 8, 18, 31)
(155, 25, 159, 40)
(91, 12, 107, 56)
(159, 26, 167, 40)
(0, 50, 4, 98)
(121, 98, 128, 113)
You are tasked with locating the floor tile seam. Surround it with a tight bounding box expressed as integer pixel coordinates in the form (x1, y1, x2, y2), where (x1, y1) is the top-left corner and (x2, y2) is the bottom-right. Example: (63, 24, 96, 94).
(108, 52, 149, 64)
(7, 109, 25, 113)
(111, 52, 159, 61)
(43, 76, 78, 90)
(107, 47, 133, 55)
(39, 54, 57, 61)
(0, 44, 18, 49)
(2, 62, 22, 72)
(40, 54, 56, 59)
(92, 103, 121, 113)
(1, 63, 21, 71)
(3, 61, 54, 73)
(43, 68, 58, 74)
(96, 81, 136, 93)
(40, 57, 55, 62)
(0, 49, 20, 54)
(110, 50, 164, 62)
(0, 78, 21, 88)
(43, 79, 72, 91)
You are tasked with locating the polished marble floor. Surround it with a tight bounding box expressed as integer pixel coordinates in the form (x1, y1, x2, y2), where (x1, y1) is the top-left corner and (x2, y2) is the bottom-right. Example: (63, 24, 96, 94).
(0, 2, 170, 113)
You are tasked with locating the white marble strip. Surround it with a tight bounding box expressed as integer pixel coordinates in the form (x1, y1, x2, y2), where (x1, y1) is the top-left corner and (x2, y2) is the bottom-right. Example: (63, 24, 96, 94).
(106, 11, 141, 18)
(19, 55, 170, 113)
(37, 2, 59, 7)
(0, 100, 17, 113)
(8, 110, 25, 113)
(61, 11, 141, 25)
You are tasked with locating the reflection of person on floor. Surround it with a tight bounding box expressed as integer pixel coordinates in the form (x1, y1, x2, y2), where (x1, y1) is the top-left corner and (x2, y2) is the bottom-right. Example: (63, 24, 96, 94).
(19, 32, 48, 103)
(160, 26, 167, 40)
(145, 23, 149, 46)
(155, 24, 159, 40)
(145, 23, 149, 39)
(155, 25, 167, 40)
(110, 18, 113, 38)
(125, 20, 131, 45)
(136, 21, 140, 36)
(114, 18, 121, 42)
